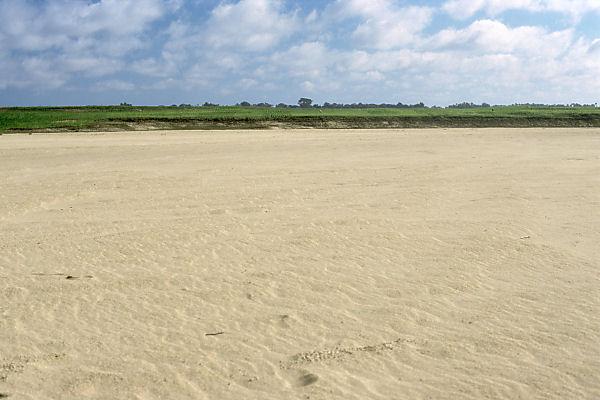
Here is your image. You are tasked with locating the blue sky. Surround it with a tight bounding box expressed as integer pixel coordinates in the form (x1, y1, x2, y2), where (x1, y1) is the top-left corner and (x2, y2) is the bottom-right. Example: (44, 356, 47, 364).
(1, 0, 599, 106)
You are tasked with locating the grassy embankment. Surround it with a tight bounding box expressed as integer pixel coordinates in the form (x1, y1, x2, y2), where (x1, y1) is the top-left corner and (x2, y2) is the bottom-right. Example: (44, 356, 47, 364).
(1, 105, 600, 133)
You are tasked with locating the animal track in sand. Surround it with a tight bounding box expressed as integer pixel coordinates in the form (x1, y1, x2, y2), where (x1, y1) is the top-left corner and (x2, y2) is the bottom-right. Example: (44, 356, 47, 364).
(278, 314, 291, 328)
(297, 373, 319, 387)
(31, 273, 94, 280)
(0, 353, 65, 382)
(282, 337, 417, 369)
(287, 369, 319, 388)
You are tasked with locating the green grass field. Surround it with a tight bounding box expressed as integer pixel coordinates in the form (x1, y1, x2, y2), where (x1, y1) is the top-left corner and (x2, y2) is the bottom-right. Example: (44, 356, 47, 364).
(2, 105, 600, 132)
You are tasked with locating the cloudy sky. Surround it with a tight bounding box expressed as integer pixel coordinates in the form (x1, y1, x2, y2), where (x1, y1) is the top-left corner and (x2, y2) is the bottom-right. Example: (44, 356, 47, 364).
(1, 0, 599, 106)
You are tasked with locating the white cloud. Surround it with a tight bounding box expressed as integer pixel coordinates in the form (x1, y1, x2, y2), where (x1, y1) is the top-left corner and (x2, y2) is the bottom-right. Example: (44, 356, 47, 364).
(203, 0, 299, 52)
(589, 39, 600, 54)
(443, 0, 539, 20)
(328, 0, 433, 49)
(131, 58, 178, 78)
(431, 20, 573, 57)
(0, 0, 169, 88)
(443, 0, 600, 21)
(254, 13, 600, 104)
(1, 0, 600, 104)
(94, 79, 136, 91)
(0, 0, 167, 52)
(132, 0, 301, 86)
(269, 42, 333, 79)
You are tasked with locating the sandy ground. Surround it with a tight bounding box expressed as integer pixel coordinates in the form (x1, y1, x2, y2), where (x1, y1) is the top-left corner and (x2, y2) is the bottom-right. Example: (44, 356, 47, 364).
(0, 128, 599, 400)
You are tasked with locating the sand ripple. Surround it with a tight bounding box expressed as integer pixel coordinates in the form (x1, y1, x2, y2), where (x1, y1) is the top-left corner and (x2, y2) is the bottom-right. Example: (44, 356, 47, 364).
(1, 129, 599, 399)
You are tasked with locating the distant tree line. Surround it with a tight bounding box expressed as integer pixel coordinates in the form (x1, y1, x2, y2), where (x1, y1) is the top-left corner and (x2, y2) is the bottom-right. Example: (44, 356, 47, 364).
(232, 99, 599, 109)
(234, 98, 428, 109)
(119, 99, 599, 109)
(447, 102, 491, 108)
(511, 102, 598, 108)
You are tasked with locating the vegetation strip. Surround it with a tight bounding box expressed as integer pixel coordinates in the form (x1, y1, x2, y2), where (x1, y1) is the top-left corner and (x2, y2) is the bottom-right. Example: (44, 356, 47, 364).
(2, 105, 600, 132)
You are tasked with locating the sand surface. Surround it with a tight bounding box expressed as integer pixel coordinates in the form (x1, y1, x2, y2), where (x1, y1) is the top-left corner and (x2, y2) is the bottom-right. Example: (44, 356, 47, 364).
(1, 128, 599, 399)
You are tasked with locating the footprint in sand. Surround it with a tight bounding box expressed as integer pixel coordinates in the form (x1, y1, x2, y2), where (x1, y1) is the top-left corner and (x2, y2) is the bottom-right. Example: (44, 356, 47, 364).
(288, 370, 319, 388)
(268, 314, 292, 328)
(278, 314, 291, 328)
(297, 373, 319, 387)
(31, 273, 93, 280)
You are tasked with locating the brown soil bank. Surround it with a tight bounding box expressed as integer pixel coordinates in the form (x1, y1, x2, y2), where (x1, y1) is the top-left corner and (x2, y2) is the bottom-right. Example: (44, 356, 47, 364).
(95, 115, 600, 130)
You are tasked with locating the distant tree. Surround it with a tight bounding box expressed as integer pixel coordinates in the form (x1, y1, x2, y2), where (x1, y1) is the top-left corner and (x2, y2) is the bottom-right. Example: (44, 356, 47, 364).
(276, 103, 289, 108)
(119, 102, 132, 106)
(298, 98, 313, 108)
(239, 101, 251, 107)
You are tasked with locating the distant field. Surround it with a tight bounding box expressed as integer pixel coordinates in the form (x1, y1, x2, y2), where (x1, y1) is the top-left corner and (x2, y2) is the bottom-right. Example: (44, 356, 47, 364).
(2, 105, 600, 132)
